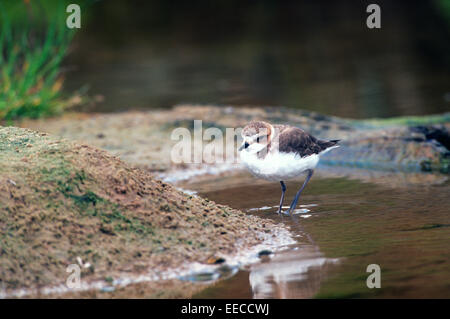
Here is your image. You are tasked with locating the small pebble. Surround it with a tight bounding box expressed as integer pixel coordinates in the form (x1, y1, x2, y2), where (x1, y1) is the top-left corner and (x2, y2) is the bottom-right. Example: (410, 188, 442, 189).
(258, 250, 273, 257)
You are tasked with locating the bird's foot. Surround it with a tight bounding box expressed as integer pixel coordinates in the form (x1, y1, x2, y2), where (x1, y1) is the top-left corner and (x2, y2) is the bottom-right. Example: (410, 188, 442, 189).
(277, 205, 290, 215)
(276, 206, 283, 215)
(282, 202, 299, 215)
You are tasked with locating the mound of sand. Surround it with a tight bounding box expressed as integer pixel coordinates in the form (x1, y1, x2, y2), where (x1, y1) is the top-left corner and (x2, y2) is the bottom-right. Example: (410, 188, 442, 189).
(0, 126, 277, 296)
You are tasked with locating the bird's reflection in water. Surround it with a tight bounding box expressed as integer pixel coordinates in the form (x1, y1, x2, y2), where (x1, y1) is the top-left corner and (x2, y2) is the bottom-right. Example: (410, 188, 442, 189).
(249, 244, 339, 299)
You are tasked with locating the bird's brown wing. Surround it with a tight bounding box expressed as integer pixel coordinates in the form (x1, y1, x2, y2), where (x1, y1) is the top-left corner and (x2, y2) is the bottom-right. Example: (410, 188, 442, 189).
(278, 127, 337, 157)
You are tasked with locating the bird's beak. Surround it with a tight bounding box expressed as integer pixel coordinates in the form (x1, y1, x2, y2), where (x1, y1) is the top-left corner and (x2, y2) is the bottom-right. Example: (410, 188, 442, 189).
(239, 142, 250, 151)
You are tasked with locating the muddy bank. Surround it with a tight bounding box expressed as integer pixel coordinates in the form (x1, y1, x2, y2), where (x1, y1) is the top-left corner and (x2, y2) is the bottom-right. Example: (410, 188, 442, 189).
(0, 126, 288, 298)
(20, 105, 450, 176)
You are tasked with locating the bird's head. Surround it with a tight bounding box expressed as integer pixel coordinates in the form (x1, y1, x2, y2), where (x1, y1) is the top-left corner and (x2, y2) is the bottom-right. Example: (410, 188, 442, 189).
(239, 121, 273, 154)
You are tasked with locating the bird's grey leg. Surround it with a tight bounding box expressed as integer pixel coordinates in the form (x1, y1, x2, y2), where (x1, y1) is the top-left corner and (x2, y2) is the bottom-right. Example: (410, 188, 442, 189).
(286, 169, 314, 215)
(277, 181, 286, 214)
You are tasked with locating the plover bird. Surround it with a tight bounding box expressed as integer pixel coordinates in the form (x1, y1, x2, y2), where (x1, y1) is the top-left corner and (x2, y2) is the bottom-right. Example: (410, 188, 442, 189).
(239, 121, 340, 215)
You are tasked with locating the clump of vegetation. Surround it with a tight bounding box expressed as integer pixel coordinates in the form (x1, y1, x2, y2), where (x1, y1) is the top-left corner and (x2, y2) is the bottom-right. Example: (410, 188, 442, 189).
(0, 1, 81, 121)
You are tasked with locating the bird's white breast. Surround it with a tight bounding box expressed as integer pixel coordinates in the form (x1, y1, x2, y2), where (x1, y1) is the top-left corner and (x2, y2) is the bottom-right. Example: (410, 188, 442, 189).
(239, 150, 319, 182)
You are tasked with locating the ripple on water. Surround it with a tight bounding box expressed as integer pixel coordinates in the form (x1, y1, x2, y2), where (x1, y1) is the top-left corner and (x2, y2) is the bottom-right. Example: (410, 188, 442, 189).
(247, 204, 316, 214)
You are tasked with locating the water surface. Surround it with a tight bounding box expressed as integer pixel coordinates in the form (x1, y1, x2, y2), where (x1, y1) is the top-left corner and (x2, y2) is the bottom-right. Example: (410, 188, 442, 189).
(187, 172, 450, 298)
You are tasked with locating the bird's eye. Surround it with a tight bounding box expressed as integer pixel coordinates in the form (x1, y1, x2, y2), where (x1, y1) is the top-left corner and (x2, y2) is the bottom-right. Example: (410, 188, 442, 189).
(256, 137, 260, 143)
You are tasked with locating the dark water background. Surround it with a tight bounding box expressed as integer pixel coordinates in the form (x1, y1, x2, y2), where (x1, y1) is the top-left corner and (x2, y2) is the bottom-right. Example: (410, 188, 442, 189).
(65, 0, 450, 118)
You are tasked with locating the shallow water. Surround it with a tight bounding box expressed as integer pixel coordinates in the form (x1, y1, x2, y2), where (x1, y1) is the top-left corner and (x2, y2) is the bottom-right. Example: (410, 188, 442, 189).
(186, 171, 450, 298)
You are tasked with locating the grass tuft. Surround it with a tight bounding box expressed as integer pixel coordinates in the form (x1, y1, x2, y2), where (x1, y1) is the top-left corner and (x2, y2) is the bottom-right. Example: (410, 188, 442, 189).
(0, 0, 83, 121)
